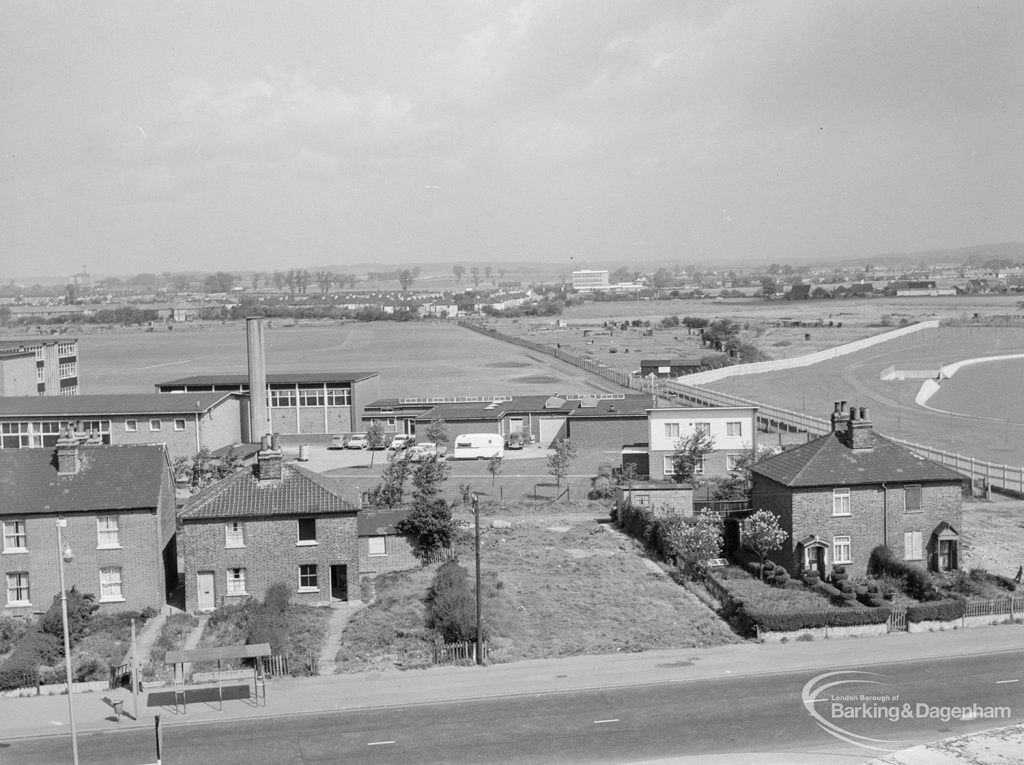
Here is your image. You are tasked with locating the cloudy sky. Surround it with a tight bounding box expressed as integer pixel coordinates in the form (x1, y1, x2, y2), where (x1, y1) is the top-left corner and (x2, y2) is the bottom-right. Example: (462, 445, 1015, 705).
(2, 1, 1022, 279)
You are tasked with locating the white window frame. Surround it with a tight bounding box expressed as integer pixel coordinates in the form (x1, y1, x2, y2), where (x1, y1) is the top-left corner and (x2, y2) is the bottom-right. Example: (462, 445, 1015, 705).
(297, 517, 317, 546)
(225, 521, 245, 548)
(832, 488, 851, 516)
(833, 535, 852, 565)
(726, 421, 742, 437)
(664, 422, 680, 439)
(326, 387, 351, 406)
(173, 418, 186, 431)
(663, 455, 676, 477)
(99, 567, 124, 602)
(904, 531, 924, 561)
(96, 515, 120, 549)
(3, 519, 27, 553)
(636, 494, 650, 506)
(725, 454, 741, 471)
(367, 536, 387, 557)
(694, 422, 711, 436)
(149, 419, 162, 432)
(6, 572, 30, 606)
(298, 564, 318, 591)
(125, 420, 138, 433)
(903, 485, 922, 513)
(226, 568, 247, 596)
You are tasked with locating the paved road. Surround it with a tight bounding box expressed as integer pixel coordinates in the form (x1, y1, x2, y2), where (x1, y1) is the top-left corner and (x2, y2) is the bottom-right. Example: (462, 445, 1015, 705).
(7, 650, 1021, 765)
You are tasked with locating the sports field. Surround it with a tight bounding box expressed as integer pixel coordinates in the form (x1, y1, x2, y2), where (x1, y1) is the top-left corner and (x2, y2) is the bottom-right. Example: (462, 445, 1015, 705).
(72, 321, 619, 398)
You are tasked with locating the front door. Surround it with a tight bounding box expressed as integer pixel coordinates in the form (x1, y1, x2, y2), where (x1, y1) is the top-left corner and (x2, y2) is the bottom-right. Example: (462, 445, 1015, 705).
(197, 571, 215, 611)
(330, 565, 348, 601)
(806, 546, 825, 577)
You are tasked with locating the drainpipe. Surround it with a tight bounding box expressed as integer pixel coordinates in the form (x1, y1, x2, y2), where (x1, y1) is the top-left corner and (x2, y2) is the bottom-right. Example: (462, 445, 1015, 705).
(881, 482, 888, 550)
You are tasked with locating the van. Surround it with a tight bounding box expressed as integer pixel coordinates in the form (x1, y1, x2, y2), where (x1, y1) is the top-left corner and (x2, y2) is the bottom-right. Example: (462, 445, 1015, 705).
(452, 433, 504, 460)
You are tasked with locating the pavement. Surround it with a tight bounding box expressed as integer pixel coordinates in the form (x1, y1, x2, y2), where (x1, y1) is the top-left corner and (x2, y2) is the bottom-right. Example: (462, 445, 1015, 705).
(3, 622, 1022, 763)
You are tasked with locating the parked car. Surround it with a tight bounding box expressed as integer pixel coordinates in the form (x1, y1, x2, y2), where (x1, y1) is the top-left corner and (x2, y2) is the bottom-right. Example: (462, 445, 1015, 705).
(389, 434, 415, 450)
(504, 432, 525, 450)
(408, 442, 440, 462)
(346, 433, 368, 449)
(328, 435, 348, 450)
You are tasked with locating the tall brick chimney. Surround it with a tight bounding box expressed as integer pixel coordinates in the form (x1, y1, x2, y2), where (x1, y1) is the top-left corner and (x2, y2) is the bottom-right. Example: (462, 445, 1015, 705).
(842, 406, 874, 450)
(257, 432, 283, 482)
(830, 400, 850, 433)
(55, 428, 81, 475)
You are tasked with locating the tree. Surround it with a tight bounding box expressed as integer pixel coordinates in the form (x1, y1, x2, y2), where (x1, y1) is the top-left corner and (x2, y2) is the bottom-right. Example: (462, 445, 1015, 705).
(39, 587, 98, 650)
(486, 454, 503, 496)
(174, 447, 243, 492)
(272, 270, 285, 291)
(484, 265, 493, 283)
(398, 269, 415, 292)
(316, 271, 333, 294)
(425, 419, 451, 449)
(371, 450, 412, 507)
(742, 509, 788, 577)
(365, 421, 386, 467)
(396, 497, 455, 556)
(411, 453, 451, 507)
(547, 438, 577, 490)
(470, 267, 481, 287)
(670, 430, 715, 484)
(204, 271, 234, 293)
(664, 509, 724, 580)
(611, 266, 633, 284)
(452, 265, 465, 282)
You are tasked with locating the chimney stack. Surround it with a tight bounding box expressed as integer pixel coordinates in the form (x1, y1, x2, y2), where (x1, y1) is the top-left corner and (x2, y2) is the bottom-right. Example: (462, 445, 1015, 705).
(831, 401, 851, 433)
(842, 405, 874, 450)
(257, 432, 283, 481)
(246, 317, 269, 445)
(56, 427, 81, 475)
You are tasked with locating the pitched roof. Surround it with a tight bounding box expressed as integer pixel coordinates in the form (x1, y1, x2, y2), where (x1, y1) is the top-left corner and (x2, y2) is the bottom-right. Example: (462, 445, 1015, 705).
(0, 444, 170, 516)
(180, 461, 358, 521)
(0, 392, 236, 417)
(750, 431, 966, 488)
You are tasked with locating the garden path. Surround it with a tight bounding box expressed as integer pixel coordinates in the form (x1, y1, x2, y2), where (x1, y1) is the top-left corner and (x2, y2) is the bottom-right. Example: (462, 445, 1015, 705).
(176, 614, 208, 678)
(128, 608, 168, 667)
(317, 601, 366, 676)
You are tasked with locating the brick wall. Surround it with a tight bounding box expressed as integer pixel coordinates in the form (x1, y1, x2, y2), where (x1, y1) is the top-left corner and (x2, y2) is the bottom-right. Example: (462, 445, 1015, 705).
(2, 509, 166, 618)
(181, 511, 359, 612)
(749, 475, 795, 571)
(358, 534, 419, 575)
(567, 418, 646, 451)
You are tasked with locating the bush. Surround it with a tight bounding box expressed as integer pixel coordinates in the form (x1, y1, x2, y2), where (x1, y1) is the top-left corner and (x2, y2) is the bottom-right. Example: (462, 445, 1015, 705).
(262, 583, 292, 615)
(772, 569, 790, 586)
(906, 599, 966, 623)
(802, 569, 820, 585)
(868, 545, 937, 601)
(740, 606, 891, 634)
(426, 562, 482, 643)
(0, 631, 61, 691)
(0, 617, 29, 655)
(38, 587, 98, 648)
(812, 581, 844, 605)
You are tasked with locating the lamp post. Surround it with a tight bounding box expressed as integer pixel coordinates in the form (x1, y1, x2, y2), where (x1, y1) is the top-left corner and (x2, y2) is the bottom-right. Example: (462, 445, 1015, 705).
(55, 518, 79, 765)
(471, 494, 483, 666)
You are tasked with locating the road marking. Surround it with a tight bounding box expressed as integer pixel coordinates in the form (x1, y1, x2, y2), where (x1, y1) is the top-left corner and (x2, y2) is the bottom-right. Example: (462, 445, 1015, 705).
(594, 719, 619, 724)
(139, 360, 191, 370)
(996, 679, 1019, 684)
(367, 740, 395, 746)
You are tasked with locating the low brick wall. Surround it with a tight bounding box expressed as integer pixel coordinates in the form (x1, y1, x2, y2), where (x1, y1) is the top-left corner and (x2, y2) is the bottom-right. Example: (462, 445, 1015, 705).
(908, 614, 1020, 633)
(757, 622, 889, 642)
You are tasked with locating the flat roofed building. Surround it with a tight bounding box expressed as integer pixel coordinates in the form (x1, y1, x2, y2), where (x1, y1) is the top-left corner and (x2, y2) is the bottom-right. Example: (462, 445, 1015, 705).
(0, 392, 244, 460)
(0, 338, 79, 395)
(156, 371, 380, 441)
(571, 269, 609, 292)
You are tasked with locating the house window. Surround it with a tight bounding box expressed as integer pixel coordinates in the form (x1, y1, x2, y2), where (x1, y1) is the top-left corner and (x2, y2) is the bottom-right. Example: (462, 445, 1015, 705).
(299, 564, 318, 591)
(36, 367, 46, 383)
(694, 422, 711, 436)
(664, 423, 680, 439)
(297, 517, 317, 545)
(693, 457, 705, 476)
(3, 519, 27, 552)
(726, 421, 742, 437)
(325, 387, 351, 406)
(725, 454, 741, 471)
(99, 567, 124, 602)
(904, 531, 924, 561)
(368, 536, 387, 557)
(125, 420, 138, 432)
(226, 568, 247, 596)
(904, 485, 922, 513)
(174, 419, 186, 431)
(96, 516, 120, 548)
(6, 572, 29, 605)
(386, 418, 396, 428)
(832, 488, 851, 516)
(663, 456, 676, 477)
(225, 521, 244, 548)
(833, 536, 852, 565)
(149, 419, 162, 432)
(58, 362, 77, 380)
(636, 494, 650, 506)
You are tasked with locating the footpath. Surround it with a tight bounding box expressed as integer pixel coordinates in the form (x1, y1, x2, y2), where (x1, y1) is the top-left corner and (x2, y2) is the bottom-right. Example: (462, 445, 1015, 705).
(2, 623, 1022, 762)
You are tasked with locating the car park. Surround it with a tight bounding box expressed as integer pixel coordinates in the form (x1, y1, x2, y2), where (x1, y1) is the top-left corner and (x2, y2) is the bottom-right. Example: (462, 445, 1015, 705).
(408, 442, 441, 462)
(346, 433, 368, 449)
(328, 435, 348, 450)
(389, 434, 415, 450)
(504, 432, 525, 450)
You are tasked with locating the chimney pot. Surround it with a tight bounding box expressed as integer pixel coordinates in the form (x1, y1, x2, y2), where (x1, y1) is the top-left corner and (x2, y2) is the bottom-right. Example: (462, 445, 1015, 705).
(850, 407, 858, 421)
(840, 400, 847, 412)
(271, 433, 281, 451)
(860, 406, 869, 420)
(833, 401, 841, 413)
(261, 434, 270, 450)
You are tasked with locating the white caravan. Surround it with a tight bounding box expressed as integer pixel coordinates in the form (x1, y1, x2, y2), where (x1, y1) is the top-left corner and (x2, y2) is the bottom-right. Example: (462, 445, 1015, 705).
(452, 433, 504, 460)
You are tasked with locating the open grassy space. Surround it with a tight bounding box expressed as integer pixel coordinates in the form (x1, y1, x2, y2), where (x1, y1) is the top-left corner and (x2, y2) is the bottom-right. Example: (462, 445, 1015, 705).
(333, 505, 739, 673)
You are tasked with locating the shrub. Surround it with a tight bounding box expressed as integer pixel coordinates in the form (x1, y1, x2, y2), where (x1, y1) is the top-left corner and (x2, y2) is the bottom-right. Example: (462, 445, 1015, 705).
(262, 582, 292, 615)
(812, 581, 844, 605)
(0, 617, 30, 655)
(740, 607, 890, 634)
(38, 587, 98, 648)
(772, 569, 790, 586)
(0, 631, 61, 691)
(907, 599, 966, 623)
(426, 562, 482, 643)
(802, 569, 820, 585)
(747, 562, 762, 579)
(867, 545, 937, 601)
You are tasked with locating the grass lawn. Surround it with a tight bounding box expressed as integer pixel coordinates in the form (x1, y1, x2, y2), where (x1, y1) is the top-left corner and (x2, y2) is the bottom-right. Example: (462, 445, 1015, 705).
(335, 505, 739, 673)
(143, 613, 199, 681)
(712, 566, 846, 611)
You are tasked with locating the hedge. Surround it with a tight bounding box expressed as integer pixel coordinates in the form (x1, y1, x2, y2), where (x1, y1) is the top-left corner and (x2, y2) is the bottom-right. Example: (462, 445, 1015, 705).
(812, 581, 844, 605)
(617, 502, 676, 561)
(739, 607, 891, 634)
(906, 598, 966, 623)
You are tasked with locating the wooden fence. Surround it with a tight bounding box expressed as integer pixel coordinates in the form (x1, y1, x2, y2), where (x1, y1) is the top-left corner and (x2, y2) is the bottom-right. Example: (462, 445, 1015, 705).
(963, 595, 1024, 619)
(887, 607, 908, 633)
(432, 640, 489, 665)
(420, 547, 457, 566)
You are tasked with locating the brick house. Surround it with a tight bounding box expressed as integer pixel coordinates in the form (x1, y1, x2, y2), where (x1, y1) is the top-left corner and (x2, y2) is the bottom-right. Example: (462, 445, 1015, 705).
(613, 481, 694, 518)
(179, 438, 360, 612)
(357, 509, 418, 575)
(749, 404, 966, 578)
(1, 436, 177, 617)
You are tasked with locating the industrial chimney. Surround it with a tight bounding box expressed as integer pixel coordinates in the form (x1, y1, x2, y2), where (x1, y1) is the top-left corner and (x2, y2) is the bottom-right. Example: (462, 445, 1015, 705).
(246, 318, 270, 443)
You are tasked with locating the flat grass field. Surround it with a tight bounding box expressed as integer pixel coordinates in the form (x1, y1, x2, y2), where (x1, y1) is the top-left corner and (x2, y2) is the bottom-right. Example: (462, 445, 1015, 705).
(68, 321, 620, 397)
(334, 508, 738, 673)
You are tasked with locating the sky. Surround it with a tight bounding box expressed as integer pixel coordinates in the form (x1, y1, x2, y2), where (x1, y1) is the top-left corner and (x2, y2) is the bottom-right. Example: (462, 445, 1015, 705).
(2, 1, 1023, 279)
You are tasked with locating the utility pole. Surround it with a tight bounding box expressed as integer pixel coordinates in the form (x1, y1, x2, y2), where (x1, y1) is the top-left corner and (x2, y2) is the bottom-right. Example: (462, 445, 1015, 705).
(472, 494, 483, 666)
(55, 518, 79, 765)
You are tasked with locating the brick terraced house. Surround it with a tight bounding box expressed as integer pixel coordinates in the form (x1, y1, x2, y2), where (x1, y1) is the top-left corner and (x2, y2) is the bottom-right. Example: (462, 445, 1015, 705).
(1, 437, 177, 617)
(749, 404, 966, 578)
(179, 437, 361, 612)
(357, 508, 418, 576)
